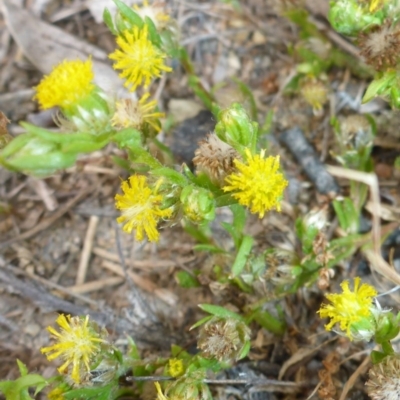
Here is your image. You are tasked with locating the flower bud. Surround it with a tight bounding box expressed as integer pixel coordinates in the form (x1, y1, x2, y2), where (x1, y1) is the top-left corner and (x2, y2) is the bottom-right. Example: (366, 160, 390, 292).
(328, 0, 382, 36)
(180, 186, 215, 224)
(215, 103, 258, 152)
(300, 79, 328, 114)
(162, 372, 212, 400)
(373, 304, 400, 343)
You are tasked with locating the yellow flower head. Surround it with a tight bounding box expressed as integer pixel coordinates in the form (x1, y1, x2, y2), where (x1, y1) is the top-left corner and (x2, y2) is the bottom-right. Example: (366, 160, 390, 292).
(318, 277, 377, 340)
(111, 93, 164, 132)
(115, 175, 172, 242)
(34, 59, 95, 110)
(41, 314, 106, 384)
(168, 358, 184, 378)
(223, 148, 288, 218)
(109, 25, 172, 91)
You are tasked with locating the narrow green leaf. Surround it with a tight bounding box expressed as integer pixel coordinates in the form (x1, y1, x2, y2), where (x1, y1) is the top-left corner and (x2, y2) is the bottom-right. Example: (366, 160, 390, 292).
(175, 270, 200, 288)
(151, 167, 188, 186)
(362, 72, 396, 103)
(0, 133, 34, 158)
(103, 8, 117, 35)
(8, 152, 77, 171)
(198, 304, 245, 322)
(237, 340, 251, 360)
(231, 235, 253, 277)
(144, 16, 161, 46)
(190, 315, 213, 330)
(113, 0, 143, 28)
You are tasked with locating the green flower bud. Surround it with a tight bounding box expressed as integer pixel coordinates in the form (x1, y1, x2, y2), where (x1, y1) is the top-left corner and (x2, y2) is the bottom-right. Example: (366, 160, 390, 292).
(163, 372, 212, 400)
(180, 186, 215, 224)
(215, 103, 258, 153)
(374, 309, 400, 343)
(328, 0, 382, 36)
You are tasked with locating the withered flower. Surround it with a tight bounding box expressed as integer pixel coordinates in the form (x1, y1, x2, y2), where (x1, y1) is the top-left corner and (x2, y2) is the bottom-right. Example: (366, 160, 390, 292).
(193, 133, 240, 185)
(359, 22, 400, 71)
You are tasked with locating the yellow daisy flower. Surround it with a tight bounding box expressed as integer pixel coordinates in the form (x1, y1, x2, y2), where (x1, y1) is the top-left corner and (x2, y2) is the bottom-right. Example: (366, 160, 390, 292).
(109, 25, 172, 91)
(115, 175, 172, 242)
(111, 93, 164, 132)
(41, 314, 106, 384)
(223, 148, 288, 218)
(34, 59, 95, 110)
(318, 277, 377, 340)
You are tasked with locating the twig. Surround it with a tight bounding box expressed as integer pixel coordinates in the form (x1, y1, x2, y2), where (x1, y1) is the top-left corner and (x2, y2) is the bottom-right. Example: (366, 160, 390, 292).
(339, 354, 370, 400)
(127, 375, 306, 391)
(279, 127, 340, 194)
(76, 215, 99, 285)
(69, 277, 124, 294)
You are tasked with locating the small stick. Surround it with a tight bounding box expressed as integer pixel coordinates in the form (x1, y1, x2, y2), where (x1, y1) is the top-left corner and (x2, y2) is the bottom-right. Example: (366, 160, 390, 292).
(279, 127, 339, 195)
(76, 215, 99, 285)
(69, 277, 124, 294)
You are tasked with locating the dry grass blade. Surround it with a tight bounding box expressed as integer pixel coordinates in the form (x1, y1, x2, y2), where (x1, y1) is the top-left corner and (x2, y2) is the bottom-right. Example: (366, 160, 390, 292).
(326, 166, 400, 286)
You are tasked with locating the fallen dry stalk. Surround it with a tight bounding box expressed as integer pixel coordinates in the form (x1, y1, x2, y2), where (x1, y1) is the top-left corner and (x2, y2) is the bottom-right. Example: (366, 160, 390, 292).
(327, 165, 400, 286)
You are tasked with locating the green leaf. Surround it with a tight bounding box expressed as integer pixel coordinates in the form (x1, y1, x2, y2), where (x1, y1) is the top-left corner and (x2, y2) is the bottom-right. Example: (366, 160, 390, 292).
(61, 139, 109, 153)
(103, 8, 117, 35)
(16, 360, 28, 376)
(231, 235, 254, 277)
(20, 123, 95, 144)
(128, 147, 162, 169)
(198, 304, 245, 322)
(64, 384, 114, 400)
(144, 16, 161, 47)
(0, 374, 48, 400)
(237, 340, 251, 360)
(188, 75, 215, 110)
(151, 167, 188, 186)
(215, 193, 236, 208)
(332, 197, 359, 233)
(113, 0, 143, 28)
(127, 336, 141, 360)
(362, 71, 396, 103)
(251, 309, 286, 336)
(7, 152, 77, 172)
(370, 350, 387, 364)
(183, 222, 212, 244)
(231, 204, 246, 235)
(0, 133, 34, 158)
(175, 270, 200, 288)
(112, 128, 142, 149)
(189, 315, 213, 330)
